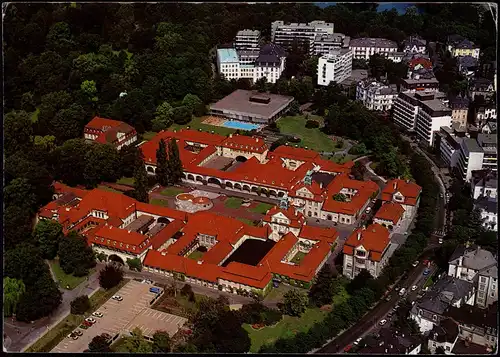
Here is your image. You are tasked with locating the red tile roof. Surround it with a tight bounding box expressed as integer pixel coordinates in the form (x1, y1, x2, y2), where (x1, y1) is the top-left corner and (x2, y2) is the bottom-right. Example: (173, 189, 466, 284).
(289, 181, 325, 202)
(343, 224, 390, 262)
(263, 206, 306, 228)
(381, 179, 422, 206)
(53, 182, 88, 198)
(135, 203, 189, 222)
(270, 145, 321, 161)
(221, 134, 268, 153)
(85, 117, 125, 131)
(313, 158, 353, 175)
(93, 225, 150, 254)
(374, 202, 405, 224)
(298, 225, 338, 244)
(151, 220, 186, 250)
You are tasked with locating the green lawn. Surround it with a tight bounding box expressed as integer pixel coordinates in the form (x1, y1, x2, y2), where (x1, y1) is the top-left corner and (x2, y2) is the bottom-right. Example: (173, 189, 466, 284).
(49, 260, 94, 290)
(31, 108, 40, 123)
(150, 198, 170, 207)
(250, 202, 273, 214)
(160, 187, 184, 197)
(224, 197, 243, 209)
(237, 217, 256, 226)
(97, 185, 121, 193)
(170, 116, 236, 136)
(291, 251, 307, 264)
(27, 279, 130, 352)
(277, 115, 337, 152)
(188, 250, 204, 260)
(243, 308, 328, 352)
(116, 177, 135, 186)
(332, 154, 357, 164)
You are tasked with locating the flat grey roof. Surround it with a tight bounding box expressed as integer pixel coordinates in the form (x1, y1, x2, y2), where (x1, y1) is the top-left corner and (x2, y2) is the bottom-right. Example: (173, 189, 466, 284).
(350, 37, 397, 48)
(402, 77, 439, 85)
(462, 137, 483, 153)
(478, 133, 497, 145)
(421, 99, 451, 112)
(123, 215, 155, 232)
(210, 89, 294, 119)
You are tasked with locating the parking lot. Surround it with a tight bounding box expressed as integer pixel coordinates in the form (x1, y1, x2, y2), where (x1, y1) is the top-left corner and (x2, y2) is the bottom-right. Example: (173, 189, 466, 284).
(51, 280, 187, 353)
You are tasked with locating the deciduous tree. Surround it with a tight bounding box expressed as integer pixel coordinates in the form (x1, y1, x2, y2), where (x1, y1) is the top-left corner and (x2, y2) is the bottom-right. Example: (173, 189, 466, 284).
(58, 231, 96, 276)
(152, 331, 171, 353)
(281, 289, 308, 317)
(151, 101, 174, 132)
(3, 277, 26, 317)
(167, 138, 183, 184)
(132, 150, 149, 203)
(33, 220, 64, 260)
(70, 295, 91, 315)
(99, 263, 124, 290)
(156, 139, 170, 186)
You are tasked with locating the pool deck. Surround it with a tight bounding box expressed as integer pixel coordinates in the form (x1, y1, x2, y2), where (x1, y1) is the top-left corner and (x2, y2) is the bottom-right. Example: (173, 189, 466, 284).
(201, 116, 262, 131)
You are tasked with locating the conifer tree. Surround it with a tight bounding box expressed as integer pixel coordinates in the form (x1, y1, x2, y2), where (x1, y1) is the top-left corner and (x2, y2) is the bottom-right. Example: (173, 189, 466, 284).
(133, 150, 149, 203)
(168, 138, 183, 184)
(156, 139, 170, 186)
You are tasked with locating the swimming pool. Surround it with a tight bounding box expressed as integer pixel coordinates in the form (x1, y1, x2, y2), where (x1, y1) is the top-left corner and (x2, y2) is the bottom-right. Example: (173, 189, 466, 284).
(223, 120, 260, 131)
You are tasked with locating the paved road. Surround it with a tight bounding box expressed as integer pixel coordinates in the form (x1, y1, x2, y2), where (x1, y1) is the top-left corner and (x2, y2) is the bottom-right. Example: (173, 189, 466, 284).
(5, 266, 101, 352)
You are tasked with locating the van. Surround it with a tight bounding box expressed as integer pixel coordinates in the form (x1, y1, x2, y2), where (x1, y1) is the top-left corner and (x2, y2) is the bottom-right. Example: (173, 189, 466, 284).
(149, 287, 161, 294)
(399, 288, 406, 296)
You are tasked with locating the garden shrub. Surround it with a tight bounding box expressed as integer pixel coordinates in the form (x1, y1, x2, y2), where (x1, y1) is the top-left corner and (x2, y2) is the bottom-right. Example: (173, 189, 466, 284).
(305, 120, 319, 129)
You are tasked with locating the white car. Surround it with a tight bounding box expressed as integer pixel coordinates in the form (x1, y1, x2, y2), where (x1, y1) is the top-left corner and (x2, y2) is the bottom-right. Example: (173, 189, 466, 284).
(412, 261, 419, 267)
(85, 317, 97, 324)
(411, 285, 418, 291)
(92, 312, 104, 318)
(438, 238, 443, 244)
(112, 295, 123, 301)
(365, 207, 371, 213)
(354, 337, 362, 345)
(399, 288, 406, 296)
(379, 319, 387, 326)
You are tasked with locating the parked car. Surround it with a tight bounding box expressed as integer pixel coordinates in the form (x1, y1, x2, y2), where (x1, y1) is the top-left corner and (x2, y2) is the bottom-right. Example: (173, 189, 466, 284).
(438, 238, 443, 244)
(72, 335, 79, 340)
(365, 207, 371, 214)
(385, 295, 392, 302)
(82, 320, 93, 327)
(423, 269, 431, 276)
(412, 261, 419, 267)
(399, 288, 406, 296)
(74, 330, 83, 337)
(67, 333, 75, 339)
(112, 295, 123, 301)
(92, 312, 103, 318)
(379, 319, 387, 326)
(344, 345, 353, 352)
(85, 317, 96, 324)
(411, 285, 418, 291)
(354, 337, 362, 345)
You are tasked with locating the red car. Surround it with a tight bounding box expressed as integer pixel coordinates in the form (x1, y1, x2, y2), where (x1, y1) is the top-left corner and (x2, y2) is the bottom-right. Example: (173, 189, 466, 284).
(82, 320, 93, 327)
(344, 345, 353, 352)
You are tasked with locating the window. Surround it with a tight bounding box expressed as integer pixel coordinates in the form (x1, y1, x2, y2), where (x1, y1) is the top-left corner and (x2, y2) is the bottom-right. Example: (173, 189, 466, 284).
(432, 314, 437, 321)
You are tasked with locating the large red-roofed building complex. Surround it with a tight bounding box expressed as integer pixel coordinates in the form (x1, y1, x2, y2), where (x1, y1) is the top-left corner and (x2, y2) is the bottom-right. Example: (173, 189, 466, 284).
(140, 129, 376, 224)
(84, 117, 137, 150)
(37, 182, 338, 295)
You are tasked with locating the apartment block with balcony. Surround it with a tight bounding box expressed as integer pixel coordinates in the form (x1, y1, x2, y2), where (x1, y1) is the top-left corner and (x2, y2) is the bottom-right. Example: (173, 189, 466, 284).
(477, 134, 497, 174)
(400, 75, 440, 93)
(435, 126, 464, 168)
(234, 29, 261, 51)
(456, 137, 485, 182)
(311, 32, 350, 56)
(415, 96, 453, 146)
(342, 224, 394, 279)
(349, 37, 398, 60)
(317, 49, 353, 86)
(271, 20, 334, 50)
(217, 48, 241, 81)
(356, 79, 398, 112)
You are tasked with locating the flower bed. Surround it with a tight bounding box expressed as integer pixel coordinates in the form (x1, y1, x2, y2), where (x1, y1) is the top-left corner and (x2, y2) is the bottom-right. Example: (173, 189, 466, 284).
(251, 323, 265, 330)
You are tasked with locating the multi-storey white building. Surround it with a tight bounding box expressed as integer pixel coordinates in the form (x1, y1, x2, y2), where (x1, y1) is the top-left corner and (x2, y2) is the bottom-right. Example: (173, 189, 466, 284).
(234, 29, 261, 51)
(475, 105, 497, 129)
(387, 51, 404, 63)
(349, 37, 398, 60)
(477, 134, 498, 174)
(317, 49, 353, 86)
(216, 44, 286, 84)
(403, 36, 427, 54)
(457, 138, 485, 182)
(415, 95, 453, 146)
(436, 126, 464, 168)
(311, 33, 350, 56)
(393, 91, 450, 140)
(475, 197, 498, 232)
(400, 75, 440, 93)
(271, 20, 334, 49)
(356, 79, 398, 112)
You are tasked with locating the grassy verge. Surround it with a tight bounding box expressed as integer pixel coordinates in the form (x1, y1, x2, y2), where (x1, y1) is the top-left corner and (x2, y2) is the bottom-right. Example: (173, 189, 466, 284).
(26, 279, 130, 353)
(116, 177, 135, 186)
(150, 198, 170, 207)
(224, 197, 243, 209)
(97, 185, 121, 193)
(237, 217, 256, 226)
(277, 115, 338, 152)
(250, 202, 273, 214)
(170, 116, 236, 136)
(188, 250, 204, 260)
(160, 187, 184, 197)
(143, 131, 158, 141)
(291, 251, 307, 264)
(243, 308, 328, 353)
(49, 260, 94, 290)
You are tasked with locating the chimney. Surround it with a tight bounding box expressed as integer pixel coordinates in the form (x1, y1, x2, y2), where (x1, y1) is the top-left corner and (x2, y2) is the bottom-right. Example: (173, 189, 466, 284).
(173, 129, 176, 133)
(357, 231, 362, 240)
(362, 225, 366, 230)
(128, 230, 131, 233)
(197, 260, 203, 265)
(385, 349, 388, 353)
(256, 138, 259, 142)
(393, 181, 397, 190)
(229, 134, 233, 138)
(320, 182, 323, 189)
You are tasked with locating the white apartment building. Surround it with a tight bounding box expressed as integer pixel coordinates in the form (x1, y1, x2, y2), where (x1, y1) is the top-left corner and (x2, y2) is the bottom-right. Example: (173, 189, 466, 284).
(271, 20, 334, 49)
(477, 134, 497, 174)
(448, 245, 498, 308)
(387, 51, 404, 63)
(216, 44, 286, 84)
(393, 91, 450, 141)
(415, 97, 453, 146)
(457, 138, 485, 182)
(217, 48, 241, 80)
(234, 29, 261, 51)
(311, 33, 350, 56)
(436, 127, 463, 168)
(475, 105, 497, 129)
(356, 79, 398, 112)
(317, 49, 353, 86)
(449, 95, 469, 129)
(349, 37, 398, 60)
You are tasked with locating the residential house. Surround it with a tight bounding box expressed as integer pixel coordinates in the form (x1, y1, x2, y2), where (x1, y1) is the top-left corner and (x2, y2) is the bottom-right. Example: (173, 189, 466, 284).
(449, 95, 469, 129)
(469, 78, 495, 101)
(311, 32, 350, 56)
(403, 36, 427, 54)
(381, 179, 422, 219)
(427, 318, 460, 354)
(84, 117, 137, 150)
(349, 37, 398, 60)
(358, 327, 422, 354)
(446, 35, 480, 59)
(457, 56, 478, 79)
(356, 79, 398, 112)
(373, 201, 405, 230)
